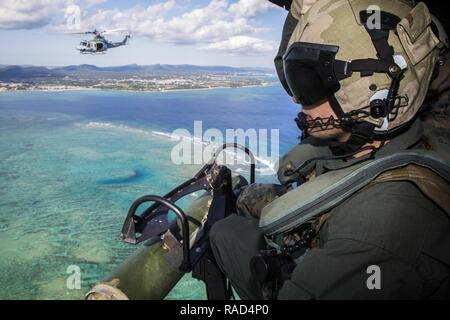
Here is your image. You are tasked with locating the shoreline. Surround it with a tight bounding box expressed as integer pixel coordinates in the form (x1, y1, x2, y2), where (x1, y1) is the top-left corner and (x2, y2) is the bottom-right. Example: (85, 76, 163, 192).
(0, 82, 277, 94)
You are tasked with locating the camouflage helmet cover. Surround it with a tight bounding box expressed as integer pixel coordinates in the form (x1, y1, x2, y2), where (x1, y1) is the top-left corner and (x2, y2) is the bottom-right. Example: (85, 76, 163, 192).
(287, 0, 441, 132)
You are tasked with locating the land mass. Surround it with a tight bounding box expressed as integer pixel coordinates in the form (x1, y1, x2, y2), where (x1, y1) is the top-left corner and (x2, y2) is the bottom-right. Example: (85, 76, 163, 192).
(0, 64, 276, 92)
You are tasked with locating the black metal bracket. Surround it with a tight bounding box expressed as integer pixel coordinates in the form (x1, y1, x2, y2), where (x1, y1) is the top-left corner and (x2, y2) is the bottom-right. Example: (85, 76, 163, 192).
(120, 143, 256, 244)
(119, 143, 256, 276)
(211, 143, 256, 185)
(123, 195, 191, 272)
(119, 175, 210, 245)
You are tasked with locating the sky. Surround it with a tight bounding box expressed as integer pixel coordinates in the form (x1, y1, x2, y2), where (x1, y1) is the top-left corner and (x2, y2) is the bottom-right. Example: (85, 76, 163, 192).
(0, 0, 288, 68)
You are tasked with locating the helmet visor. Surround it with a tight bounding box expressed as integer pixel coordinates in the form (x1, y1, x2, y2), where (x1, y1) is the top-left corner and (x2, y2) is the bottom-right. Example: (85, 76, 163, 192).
(283, 42, 342, 106)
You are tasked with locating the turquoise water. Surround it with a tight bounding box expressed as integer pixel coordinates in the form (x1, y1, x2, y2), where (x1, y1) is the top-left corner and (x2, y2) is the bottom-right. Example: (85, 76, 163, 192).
(0, 86, 299, 300)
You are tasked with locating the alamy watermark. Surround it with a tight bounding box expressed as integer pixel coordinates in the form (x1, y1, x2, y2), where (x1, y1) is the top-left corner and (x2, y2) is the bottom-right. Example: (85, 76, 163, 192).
(65, 4, 82, 31)
(169, 121, 279, 175)
(366, 265, 381, 290)
(366, 5, 382, 30)
(66, 265, 81, 290)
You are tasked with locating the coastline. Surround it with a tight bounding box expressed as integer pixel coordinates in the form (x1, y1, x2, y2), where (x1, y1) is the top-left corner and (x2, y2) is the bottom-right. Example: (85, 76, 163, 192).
(0, 83, 295, 299)
(0, 82, 277, 94)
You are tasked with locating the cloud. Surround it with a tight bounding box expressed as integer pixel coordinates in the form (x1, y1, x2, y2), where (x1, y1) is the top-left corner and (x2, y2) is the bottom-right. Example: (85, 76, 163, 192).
(78, 0, 277, 54)
(229, 0, 273, 18)
(0, 0, 106, 30)
(202, 36, 277, 54)
(77, 0, 177, 38)
(0, 0, 67, 29)
(1, 0, 279, 55)
(80, 0, 107, 7)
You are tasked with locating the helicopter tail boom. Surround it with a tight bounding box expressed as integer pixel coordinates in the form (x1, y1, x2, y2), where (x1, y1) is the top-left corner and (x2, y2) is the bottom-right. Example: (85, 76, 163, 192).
(111, 35, 131, 48)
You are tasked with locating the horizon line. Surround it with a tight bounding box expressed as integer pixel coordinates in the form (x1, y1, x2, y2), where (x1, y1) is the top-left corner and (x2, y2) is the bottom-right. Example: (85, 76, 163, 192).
(0, 63, 276, 70)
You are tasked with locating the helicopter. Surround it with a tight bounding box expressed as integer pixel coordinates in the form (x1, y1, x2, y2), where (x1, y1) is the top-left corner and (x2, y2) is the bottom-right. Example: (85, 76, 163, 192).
(67, 29, 131, 54)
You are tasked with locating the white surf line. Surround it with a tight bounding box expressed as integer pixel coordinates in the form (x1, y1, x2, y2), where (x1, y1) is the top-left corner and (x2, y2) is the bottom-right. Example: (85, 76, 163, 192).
(79, 121, 277, 173)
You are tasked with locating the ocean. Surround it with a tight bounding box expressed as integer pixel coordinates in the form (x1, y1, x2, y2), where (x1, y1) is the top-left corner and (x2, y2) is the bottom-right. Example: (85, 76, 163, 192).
(0, 85, 300, 300)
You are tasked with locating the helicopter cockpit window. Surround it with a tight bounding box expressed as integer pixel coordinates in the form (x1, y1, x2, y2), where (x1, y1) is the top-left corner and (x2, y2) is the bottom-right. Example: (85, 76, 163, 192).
(80, 42, 87, 47)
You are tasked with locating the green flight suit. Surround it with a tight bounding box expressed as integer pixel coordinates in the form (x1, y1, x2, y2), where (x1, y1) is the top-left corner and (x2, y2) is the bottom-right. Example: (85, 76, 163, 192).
(209, 118, 450, 300)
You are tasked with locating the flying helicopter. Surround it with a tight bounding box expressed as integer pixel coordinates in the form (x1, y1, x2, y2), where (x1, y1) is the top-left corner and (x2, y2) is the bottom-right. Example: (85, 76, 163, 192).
(67, 29, 131, 54)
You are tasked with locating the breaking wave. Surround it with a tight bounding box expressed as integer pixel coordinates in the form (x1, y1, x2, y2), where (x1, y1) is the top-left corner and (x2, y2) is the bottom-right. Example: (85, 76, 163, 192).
(78, 121, 277, 175)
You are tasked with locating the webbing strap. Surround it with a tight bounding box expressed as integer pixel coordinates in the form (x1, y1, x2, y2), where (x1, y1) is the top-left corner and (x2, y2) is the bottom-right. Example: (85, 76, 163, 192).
(359, 10, 400, 61)
(368, 164, 450, 216)
(351, 58, 391, 75)
(298, 164, 449, 247)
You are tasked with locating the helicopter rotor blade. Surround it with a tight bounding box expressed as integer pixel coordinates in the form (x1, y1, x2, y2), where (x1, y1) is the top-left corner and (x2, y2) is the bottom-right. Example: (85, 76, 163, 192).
(65, 32, 89, 35)
(101, 28, 130, 35)
(65, 31, 97, 35)
(65, 28, 129, 36)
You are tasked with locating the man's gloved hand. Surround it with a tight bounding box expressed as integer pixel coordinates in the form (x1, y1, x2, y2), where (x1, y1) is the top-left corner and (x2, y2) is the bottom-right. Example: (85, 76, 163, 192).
(236, 183, 287, 219)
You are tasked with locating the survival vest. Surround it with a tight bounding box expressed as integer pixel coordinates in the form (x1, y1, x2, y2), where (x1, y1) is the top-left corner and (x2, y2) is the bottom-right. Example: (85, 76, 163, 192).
(261, 149, 450, 235)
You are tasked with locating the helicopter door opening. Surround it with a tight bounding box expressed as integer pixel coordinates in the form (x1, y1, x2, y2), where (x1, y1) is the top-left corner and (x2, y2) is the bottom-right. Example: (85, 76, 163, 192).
(96, 43, 104, 51)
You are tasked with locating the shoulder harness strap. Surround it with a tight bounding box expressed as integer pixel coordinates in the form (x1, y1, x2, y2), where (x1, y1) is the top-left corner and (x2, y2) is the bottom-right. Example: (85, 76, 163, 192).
(368, 164, 450, 215)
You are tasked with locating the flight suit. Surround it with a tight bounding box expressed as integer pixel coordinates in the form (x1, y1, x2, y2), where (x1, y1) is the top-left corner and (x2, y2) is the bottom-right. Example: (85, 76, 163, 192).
(210, 117, 450, 299)
(209, 0, 450, 300)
